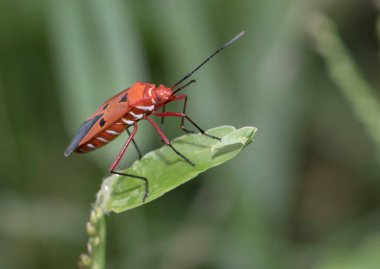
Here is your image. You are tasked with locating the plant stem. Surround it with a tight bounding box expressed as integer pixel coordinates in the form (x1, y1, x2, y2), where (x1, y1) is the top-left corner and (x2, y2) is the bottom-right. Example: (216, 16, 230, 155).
(308, 14, 380, 156)
(78, 197, 107, 268)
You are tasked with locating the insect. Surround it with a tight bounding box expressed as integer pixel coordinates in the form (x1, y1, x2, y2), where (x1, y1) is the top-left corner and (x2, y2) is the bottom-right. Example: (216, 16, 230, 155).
(64, 31, 245, 201)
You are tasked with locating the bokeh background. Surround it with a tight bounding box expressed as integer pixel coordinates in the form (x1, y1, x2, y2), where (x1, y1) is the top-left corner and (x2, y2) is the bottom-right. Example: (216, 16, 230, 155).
(1, 0, 380, 268)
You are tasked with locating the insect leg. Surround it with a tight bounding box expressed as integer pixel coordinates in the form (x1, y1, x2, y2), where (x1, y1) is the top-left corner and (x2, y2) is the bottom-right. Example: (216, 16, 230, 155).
(110, 171, 149, 202)
(126, 128, 142, 159)
(110, 123, 149, 201)
(178, 94, 194, 134)
(144, 117, 195, 166)
(160, 105, 166, 130)
(154, 109, 221, 141)
(162, 80, 196, 130)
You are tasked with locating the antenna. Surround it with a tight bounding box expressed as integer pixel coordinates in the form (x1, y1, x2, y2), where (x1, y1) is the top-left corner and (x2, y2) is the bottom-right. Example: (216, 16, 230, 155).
(171, 31, 245, 94)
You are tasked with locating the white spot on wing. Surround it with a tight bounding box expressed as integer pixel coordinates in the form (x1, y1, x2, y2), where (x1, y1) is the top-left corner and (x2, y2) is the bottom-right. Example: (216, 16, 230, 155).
(151, 98, 157, 104)
(96, 137, 110, 143)
(87, 143, 95, 148)
(106, 130, 120, 135)
(136, 105, 154, 111)
(121, 117, 134, 125)
(129, 111, 143, 119)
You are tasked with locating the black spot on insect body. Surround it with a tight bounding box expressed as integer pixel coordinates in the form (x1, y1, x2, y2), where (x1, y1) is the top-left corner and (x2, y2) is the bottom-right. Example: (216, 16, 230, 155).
(103, 103, 109, 110)
(99, 118, 106, 127)
(119, 92, 128, 102)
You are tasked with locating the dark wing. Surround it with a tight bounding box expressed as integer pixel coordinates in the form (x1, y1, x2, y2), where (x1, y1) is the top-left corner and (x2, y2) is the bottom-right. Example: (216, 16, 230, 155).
(64, 113, 103, 157)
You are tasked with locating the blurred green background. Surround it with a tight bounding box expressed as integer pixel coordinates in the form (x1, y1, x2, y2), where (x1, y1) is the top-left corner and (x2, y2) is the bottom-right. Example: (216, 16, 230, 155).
(2, 0, 380, 268)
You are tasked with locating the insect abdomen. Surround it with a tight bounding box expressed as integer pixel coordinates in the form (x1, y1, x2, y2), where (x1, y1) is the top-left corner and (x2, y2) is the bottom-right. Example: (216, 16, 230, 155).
(75, 120, 128, 153)
(75, 103, 156, 153)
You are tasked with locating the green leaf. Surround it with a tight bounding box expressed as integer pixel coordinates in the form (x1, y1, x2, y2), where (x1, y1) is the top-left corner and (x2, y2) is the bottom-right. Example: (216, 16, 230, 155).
(97, 126, 257, 213)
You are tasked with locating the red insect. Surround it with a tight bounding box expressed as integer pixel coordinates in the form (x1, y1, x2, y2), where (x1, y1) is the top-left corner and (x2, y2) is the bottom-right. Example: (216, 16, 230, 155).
(64, 31, 245, 201)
